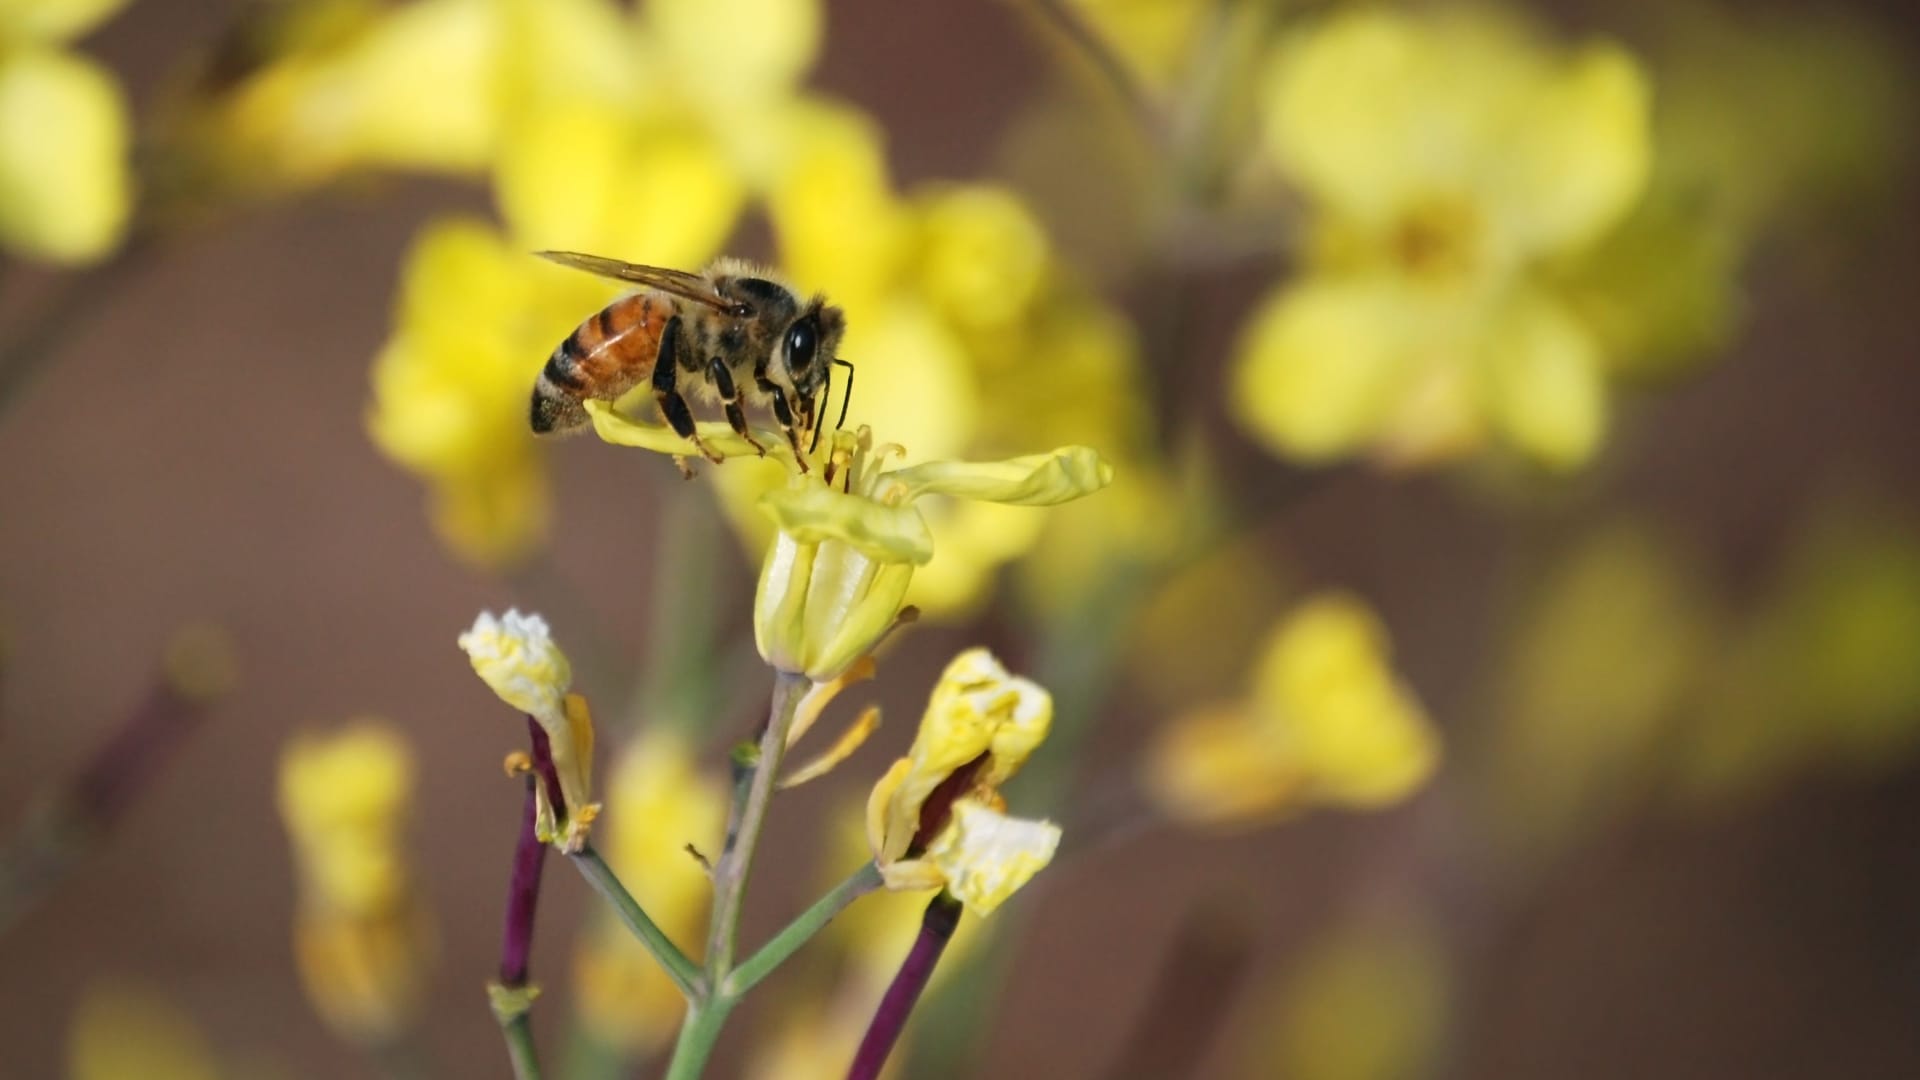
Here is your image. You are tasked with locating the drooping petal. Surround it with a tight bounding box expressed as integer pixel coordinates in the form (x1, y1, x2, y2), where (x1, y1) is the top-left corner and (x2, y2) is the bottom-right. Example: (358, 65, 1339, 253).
(923, 799, 1061, 915)
(884, 446, 1113, 506)
(0, 48, 129, 263)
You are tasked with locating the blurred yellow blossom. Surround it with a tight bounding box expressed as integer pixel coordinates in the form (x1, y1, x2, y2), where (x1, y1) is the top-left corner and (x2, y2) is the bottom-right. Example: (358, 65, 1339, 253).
(277, 721, 434, 1045)
(1146, 594, 1438, 827)
(1485, 524, 1711, 862)
(866, 649, 1062, 913)
(458, 609, 600, 848)
(366, 219, 612, 569)
(0, 0, 131, 262)
(1234, 8, 1652, 470)
(1241, 911, 1447, 1080)
(573, 732, 726, 1057)
(68, 980, 219, 1080)
(1679, 504, 1920, 805)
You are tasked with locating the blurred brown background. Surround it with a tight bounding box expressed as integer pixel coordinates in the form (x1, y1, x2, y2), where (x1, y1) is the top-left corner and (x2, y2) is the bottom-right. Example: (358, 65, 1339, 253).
(2, 1, 1918, 1077)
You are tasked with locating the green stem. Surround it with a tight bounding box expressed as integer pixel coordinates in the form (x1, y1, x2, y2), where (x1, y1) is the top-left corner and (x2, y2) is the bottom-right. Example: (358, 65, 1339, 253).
(661, 999, 735, 1080)
(656, 670, 809, 1079)
(568, 845, 703, 999)
(501, 1014, 541, 1080)
(727, 861, 883, 996)
(705, 671, 808, 977)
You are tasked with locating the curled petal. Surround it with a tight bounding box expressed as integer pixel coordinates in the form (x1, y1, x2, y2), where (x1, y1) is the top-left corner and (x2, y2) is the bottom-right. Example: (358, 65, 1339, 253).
(758, 485, 934, 565)
(883, 446, 1113, 506)
(924, 800, 1061, 915)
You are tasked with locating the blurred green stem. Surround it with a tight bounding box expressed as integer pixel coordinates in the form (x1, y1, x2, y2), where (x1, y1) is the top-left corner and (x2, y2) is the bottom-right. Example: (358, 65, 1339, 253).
(0, 241, 154, 422)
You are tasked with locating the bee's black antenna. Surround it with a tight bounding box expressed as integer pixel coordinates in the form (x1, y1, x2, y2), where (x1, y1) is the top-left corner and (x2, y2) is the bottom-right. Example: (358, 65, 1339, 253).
(808, 370, 827, 454)
(833, 359, 855, 430)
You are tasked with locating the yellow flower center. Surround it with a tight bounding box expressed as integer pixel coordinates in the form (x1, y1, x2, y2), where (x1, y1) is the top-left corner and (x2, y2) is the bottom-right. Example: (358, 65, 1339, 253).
(1389, 194, 1482, 284)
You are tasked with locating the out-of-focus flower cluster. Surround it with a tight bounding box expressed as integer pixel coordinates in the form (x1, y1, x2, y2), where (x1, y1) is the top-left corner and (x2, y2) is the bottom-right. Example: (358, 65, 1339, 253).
(0, 0, 133, 262)
(277, 720, 435, 1045)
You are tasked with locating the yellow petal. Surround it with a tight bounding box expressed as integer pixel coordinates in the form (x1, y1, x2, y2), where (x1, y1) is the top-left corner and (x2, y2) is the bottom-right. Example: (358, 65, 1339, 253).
(884, 446, 1113, 507)
(324, 0, 501, 174)
(495, 100, 744, 263)
(426, 455, 549, 571)
(759, 485, 935, 566)
(1264, 10, 1439, 228)
(585, 398, 788, 464)
(1494, 42, 1652, 255)
(767, 100, 907, 307)
(1477, 290, 1607, 470)
(916, 184, 1050, 330)
(1143, 702, 1299, 827)
(458, 609, 573, 723)
(781, 705, 881, 789)
(923, 799, 1060, 915)
(0, 48, 129, 263)
(1253, 595, 1439, 809)
(279, 721, 416, 915)
(648, 0, 820, 112)
(1230, 276, 1414, 463)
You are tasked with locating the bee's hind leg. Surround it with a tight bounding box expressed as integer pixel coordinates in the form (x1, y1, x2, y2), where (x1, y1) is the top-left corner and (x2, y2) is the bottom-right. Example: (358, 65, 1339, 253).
(654, 317, 724, 465)
(707, 357, 768, 457)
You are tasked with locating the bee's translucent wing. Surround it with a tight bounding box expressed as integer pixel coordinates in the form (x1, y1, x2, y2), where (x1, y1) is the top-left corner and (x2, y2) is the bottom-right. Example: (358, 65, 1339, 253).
(536, 251, 731, 310)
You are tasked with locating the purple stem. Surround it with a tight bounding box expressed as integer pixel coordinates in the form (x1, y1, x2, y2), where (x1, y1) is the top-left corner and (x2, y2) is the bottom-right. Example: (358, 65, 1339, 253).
(69, 682, 205, 829)
(847, 893, 964, 1080)
(498, 776, 547, 987)
(524, 715, 566, 818)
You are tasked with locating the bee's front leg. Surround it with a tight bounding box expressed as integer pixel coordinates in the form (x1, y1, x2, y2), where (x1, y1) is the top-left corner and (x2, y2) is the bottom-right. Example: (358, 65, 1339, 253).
(708, 356, 768, 457)
(754, 357, 810, 473)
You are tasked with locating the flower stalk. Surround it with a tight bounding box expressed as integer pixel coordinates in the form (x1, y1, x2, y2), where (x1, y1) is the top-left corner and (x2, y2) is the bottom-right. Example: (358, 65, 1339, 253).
(491, 776, 548, 1080)
(849, 892, 965, 1080)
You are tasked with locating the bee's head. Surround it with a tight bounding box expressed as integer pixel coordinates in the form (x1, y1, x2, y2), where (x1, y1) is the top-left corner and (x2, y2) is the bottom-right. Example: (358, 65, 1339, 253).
(778, 298, 845, 403)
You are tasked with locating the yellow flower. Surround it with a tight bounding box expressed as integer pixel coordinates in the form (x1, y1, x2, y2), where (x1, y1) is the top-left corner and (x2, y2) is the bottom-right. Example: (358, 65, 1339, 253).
(0, 0, 132, 263)
(277, 721, 434, 1044)
(864, 649, 1061, 913)
(1145, 594, 1438, 827)
(458, 609, 600, 848)
(682, 103, 1147, 618)
(744, 425, 1110, 683)
(68, 980, 218, 1080)
(573, 732, 726, 1057)
(366, 218, 613, 568)
(1234, 8, 1652, 470)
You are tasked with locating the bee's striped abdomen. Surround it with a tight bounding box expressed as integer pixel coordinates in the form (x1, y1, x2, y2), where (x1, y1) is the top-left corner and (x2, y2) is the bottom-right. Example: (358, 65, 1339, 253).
(530, 292, 674, 434)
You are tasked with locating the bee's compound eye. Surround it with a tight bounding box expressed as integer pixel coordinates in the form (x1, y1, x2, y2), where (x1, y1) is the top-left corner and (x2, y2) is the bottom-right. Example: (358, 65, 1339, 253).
(784, 319, 819, 373)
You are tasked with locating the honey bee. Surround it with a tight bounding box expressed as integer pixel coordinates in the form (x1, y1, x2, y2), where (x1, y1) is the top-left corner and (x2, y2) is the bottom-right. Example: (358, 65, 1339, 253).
(530, 251, 853, 466)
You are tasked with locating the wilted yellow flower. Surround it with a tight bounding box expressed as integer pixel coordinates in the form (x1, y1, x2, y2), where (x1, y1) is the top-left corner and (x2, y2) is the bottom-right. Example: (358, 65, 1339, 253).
(1146, 594, 1438, 827)
(278, 721, 433, 1044)
(573, 732, 725, 1057)
(69, 980, 219, 1080)
(1234, 8, 1652, 470)
(458, 609, 599, 848)
(0, 0, 132, 263)
(864, 649, 1061, 913)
